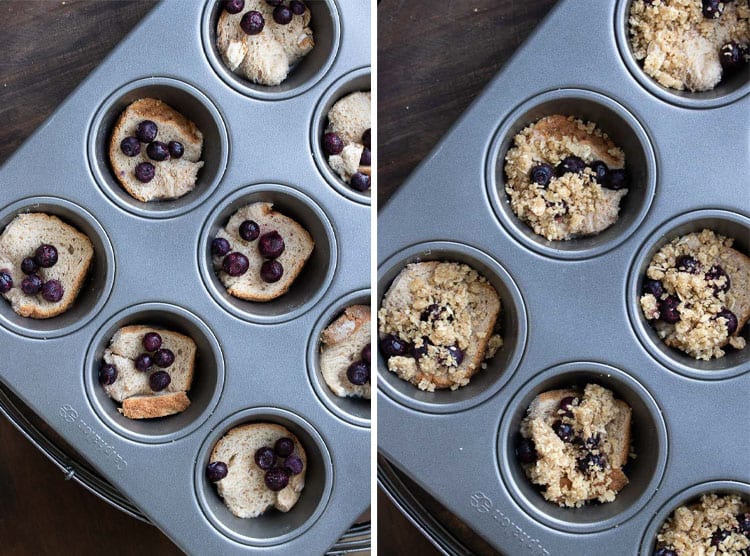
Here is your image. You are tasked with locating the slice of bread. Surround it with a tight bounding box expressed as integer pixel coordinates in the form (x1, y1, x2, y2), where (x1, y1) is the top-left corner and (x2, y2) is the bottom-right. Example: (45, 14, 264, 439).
(213, 202, 314, 302)
(103, 325, 196, 419)
(379, 261, 501, 391)
(320, 304, 371, 399)
(109, 98, 204, 202)
(0, 213, 93, 319)
(209, 423, 306, 518)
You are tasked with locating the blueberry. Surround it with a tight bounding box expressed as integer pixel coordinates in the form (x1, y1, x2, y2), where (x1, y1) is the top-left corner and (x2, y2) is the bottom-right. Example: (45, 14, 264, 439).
(206, 461, 228, 482)
(552, 421, 575, 442)
(347, 361, 370, 385)
(254, 447, 276, 470)
(642, 278, 664, 298)
(274, 437, 295, 457)
(273, 5, 293, 24)
(142, 332, 162, 352)
(421, 304, 444, 322)
(720, 41, 746, 72)
(135, 120, 158, 143)
(35, 244, 58, 268)
(583, 434, 601, 450)
(380, 335, 409, 357)
(529, 163, 554, 187)
(711, 528, 731, 547)
(21, 257, 38, 275)
(444, 345, 464, 366)
(412, 337, 431, 359)
(556, 156, 586, 176)
(146, 141, 170, 162)
(516, 437, 537, 464)
(153, 348, 175, 368)
(716, 308, 738, 335)
(705, 265, 730, 294)
(135, 162, 155, 183)
(120, 136, 141, 157)
(360, 147, 371, 166)
(135, 353, 153, 372)
(98, 363, 118, 386)
(654, 548, 677, 556)
(258, 231, 285, 258)
(167, 141, 184, 159)
(260, 260, 284, 282)
(323, 132, 344, 155)
(239, 220, 260, 242)
(559, 395, 577, 417)
(222, 252, 249, 277)
(240, 10, 264, 34)
(211, 237, 231, 257)
(676, 255, 700, 274)
(223, 0, 244, 14)
(702, 0, 722, 18)
(577, 452, 606, 473)
(42, 280, 65, 302)
(350, 172, 371, 191)
(21, 274, 42, 295)
(659, 295, 681, 324)
(284, 454, 304, 475)
(149, 370, 171, 392)
(604, 168, 628, 190)
(290, 0, 306, 15)
(588, 160, 609, 184)
(736, 512, 750, 535)
(264, 467, 290, 491)
(0, 270, 12, 294)
(361, 343, 371, 363)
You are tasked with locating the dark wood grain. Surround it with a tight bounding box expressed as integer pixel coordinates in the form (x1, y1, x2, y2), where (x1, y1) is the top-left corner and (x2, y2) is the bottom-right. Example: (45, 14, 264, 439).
(377, 0, 556, 554)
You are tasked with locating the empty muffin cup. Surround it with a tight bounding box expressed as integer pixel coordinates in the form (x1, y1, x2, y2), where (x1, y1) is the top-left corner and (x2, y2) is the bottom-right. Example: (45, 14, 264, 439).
(307, 289, 371, 427)
(497, 362, 668, 534)
(88, 77, 228, 218)
(84, 302, 225, 443)
(0, 197, 115, 339)
(198, 183, 337, 324)
(615, 0, 750, 109)
(377, 241, 527, 414)
(485, 88, 656, 260)
(201, 0, 341, 100)
(194, 407, 333, 546)
(627, 209, 750, 380)
(310, 67, 371, 204)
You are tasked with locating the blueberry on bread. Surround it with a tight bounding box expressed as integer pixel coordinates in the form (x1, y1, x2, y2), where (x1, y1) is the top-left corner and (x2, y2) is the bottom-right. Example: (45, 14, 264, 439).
(320, 304, 371, 399)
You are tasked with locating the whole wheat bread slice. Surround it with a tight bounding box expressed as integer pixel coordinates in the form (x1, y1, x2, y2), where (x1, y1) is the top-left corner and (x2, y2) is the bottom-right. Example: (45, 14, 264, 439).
(209, 423, 307, 518)
(109, 98, 204, 202)
(320, 304, 371, 399)
(103, 325, 196, 419)
(0, 213, 93, 319)
(213, 202, 314, 302)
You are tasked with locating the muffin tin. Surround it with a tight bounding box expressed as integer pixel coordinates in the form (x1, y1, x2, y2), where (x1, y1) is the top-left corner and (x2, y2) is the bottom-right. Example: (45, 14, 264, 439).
(377, 1, 749, 554)
(0, 1, 370, 554)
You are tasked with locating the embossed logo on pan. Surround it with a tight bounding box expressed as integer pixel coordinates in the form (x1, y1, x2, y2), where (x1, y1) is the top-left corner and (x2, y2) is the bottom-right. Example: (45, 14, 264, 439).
(59, 404, 127, 470)
(470, 492, 550, 556)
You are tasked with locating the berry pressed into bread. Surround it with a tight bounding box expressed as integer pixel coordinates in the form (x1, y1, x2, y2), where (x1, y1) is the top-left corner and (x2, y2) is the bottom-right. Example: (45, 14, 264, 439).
(99, 325, 196, 419)
(207, 423, 307, 519)
(517, 384, 632, 507)
(0, 213, 93, 319)
(378, 261, 503, 392)
(109, 98, 204, 202)
(322, 91, 372, 191)
(216, 0, 314, 86)
(211, 202, 314, 302)
(320, 304, 371, 399)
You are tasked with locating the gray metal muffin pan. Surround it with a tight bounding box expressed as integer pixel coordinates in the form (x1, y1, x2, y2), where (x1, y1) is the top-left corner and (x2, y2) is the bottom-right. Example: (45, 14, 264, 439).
(378, 1, 749, 554)
(0, 1, 370, 554)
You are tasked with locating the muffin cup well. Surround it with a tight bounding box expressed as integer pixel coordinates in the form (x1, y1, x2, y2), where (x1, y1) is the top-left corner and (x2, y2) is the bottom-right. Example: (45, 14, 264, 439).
(84, 302, 225, 443)
(377, 241, 527, 414)
(310, 67, 371, 205)
(198, 183, 337, 324)
(615, 0, 750, 109)
(627, 209, 750, 380)
(306, 289, 371, 428)
(201, 0, 341, 101)
(0, 197, 115, 339)
(88, 77, 228, 219)
(485, 88, 656, 260)
(193, 407, 333, 546)
(497, 362, 668, 534)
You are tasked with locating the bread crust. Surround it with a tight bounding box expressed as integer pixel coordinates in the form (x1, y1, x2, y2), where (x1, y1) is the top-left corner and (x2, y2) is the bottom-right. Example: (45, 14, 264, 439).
(120, 392, 191, 419)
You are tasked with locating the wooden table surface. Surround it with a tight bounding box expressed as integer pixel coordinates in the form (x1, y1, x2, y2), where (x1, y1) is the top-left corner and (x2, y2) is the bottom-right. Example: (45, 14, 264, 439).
(377, 0, 556, 553)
